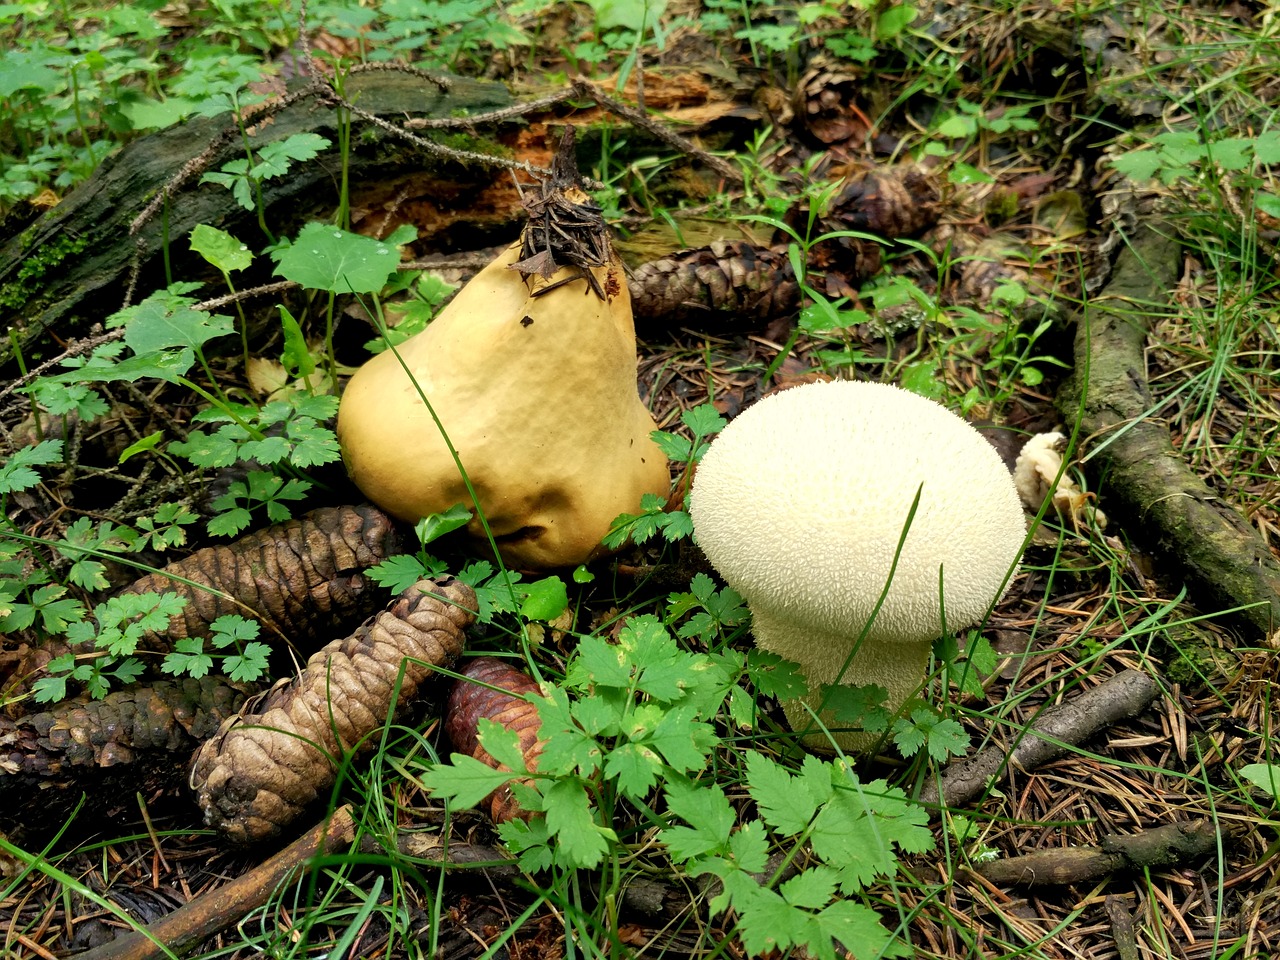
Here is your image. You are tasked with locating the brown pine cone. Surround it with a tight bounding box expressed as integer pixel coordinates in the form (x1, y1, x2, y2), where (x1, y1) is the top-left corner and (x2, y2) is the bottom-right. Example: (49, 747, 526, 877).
(444, 657, 544, 825)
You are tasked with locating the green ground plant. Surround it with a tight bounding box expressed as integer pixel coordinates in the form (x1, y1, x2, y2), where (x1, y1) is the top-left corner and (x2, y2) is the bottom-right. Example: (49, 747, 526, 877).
(3, 1, 1280, 959)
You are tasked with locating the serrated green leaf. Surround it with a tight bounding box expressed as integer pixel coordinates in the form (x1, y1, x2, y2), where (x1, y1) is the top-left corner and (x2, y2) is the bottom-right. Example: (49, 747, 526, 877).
(603, 741, 663, 798)
(811, 772, 932, 893)
(1109, 150, 1165, 182)
(659, 510, 693, 541)
(747, 649, 809, 700)
(273, 223, 402, 294)
(681, 403, 727, 439)
(728, 819, 770, 873)
(745, 751, 819, 836)
(662, 779, 735, 861)
(650, 430, 691, 460)
(0, 439, 63, 493)
(110, 658, 147, 685)
(648, 706, 714, 772)
(225, 642, 271, 682)
(419, 753, 521, 809)
(32, 675, 67, 703)
(66, 559, 108, 591)
(824, 683, 892, 734)
(210, 614, 260, 647)
(55, 348, 198, 384)
(570, 634, 633, 688)
(497, 816, 555, 872)
(113, 292, 235, 354)
(935, 113, 976, 138)
(569, 689, 625, 737)
(476, 718, 530, 774)
(367, 555, 435, 593)
(190, 224, 252, 273)
(1253, 131, 1280, 164)
(543, 778, 612, 868)
(208, 507, 252, 538)
(239, 434, 289, 465)
(780, 865, 839, 910)
(163, 637, 212, 678)
(535, 687, 602, 777)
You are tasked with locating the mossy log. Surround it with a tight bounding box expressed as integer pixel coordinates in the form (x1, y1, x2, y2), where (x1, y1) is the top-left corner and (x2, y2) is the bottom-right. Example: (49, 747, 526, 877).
(1056, 221, 1280, 641)
(0, 70, 513, 369)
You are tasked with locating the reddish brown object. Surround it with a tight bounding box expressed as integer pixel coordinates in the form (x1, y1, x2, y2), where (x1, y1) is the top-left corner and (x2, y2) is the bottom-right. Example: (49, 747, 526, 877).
(189, 578, 476, 844)
(444, 657, 545, 824)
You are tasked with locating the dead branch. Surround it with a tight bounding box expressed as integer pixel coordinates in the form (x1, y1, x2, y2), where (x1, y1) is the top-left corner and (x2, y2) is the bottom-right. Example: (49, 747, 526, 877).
(921, 668, 1159, 808)
(570, 76, 742, 185)
(967, 818, 1222, 887)
(68, 806, 356, 960)
(189, 578, 476, 844)
(1056, 217, 1280, 641)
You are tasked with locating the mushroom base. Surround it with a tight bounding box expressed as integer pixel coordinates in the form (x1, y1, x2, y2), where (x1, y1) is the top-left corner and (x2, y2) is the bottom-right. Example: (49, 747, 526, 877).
(751, 608, 935, 754)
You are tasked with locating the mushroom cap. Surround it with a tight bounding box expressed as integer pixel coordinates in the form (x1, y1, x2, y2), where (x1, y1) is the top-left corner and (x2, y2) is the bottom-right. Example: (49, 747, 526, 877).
(689, 379, 1025, 655)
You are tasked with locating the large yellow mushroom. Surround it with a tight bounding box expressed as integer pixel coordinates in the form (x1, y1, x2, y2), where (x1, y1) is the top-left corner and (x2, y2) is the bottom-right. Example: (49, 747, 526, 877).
(337, 147, 669, 569)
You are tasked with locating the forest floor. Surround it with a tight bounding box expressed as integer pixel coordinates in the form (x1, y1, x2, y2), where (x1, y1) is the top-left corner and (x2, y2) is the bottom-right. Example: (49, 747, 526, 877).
(2, 1, 1280, 959)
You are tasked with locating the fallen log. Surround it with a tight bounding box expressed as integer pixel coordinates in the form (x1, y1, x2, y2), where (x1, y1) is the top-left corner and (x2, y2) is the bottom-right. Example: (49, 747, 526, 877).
(1055, 218, 1280, 641)
(968, 818, 1221, 887)
(0, 70, 514, 369)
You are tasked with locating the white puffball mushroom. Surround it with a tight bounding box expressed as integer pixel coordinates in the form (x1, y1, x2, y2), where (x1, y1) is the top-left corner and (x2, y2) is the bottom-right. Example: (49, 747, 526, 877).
(1014, 431, 1108, 532)
(689, 379, 1026, 753)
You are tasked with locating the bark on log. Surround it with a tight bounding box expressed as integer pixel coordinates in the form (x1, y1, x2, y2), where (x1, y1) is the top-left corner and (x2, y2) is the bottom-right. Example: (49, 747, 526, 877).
(1055, 220, 1280, 641)
(921, 668, 1158, 808)
(0, 71, 513, 368)
(969, 818, 1221, 887)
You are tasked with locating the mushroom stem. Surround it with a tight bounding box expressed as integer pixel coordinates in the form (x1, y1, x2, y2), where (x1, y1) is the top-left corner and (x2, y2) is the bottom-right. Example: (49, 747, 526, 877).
(751, 607, 934, 753)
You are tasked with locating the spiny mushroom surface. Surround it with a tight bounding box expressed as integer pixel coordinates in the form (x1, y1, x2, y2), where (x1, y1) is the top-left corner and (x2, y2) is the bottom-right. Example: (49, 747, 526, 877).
(689, 379, 1026, 752)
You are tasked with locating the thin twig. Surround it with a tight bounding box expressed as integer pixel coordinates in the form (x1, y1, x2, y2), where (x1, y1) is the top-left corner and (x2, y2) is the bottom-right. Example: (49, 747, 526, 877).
(404, 88, 578, 129)
(69, 807, 356, 960)
(571, 76, 743, 185)
(339, 100, 553, 177)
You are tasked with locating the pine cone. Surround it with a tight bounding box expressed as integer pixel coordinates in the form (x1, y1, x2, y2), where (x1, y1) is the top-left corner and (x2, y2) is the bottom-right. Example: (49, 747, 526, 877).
(189, 578, 475, 844)
(629, 240, 800, 331)
(444, 657, 544, 824)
